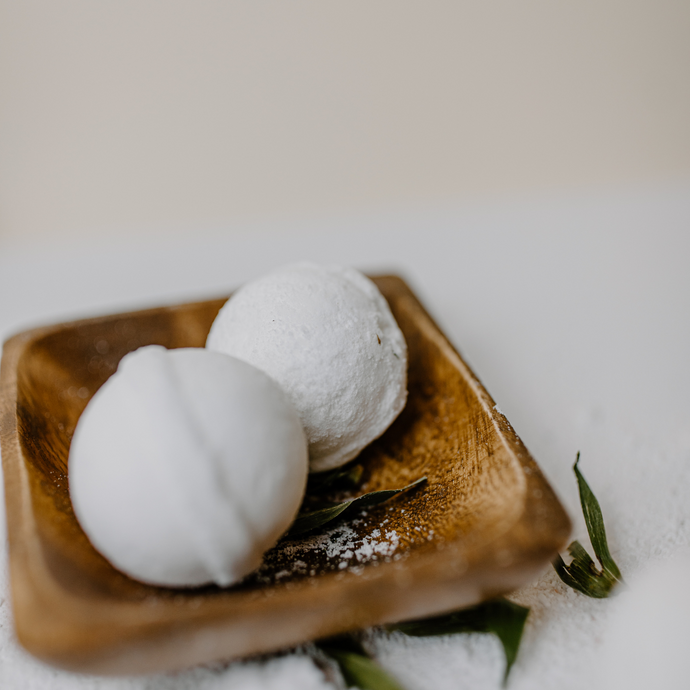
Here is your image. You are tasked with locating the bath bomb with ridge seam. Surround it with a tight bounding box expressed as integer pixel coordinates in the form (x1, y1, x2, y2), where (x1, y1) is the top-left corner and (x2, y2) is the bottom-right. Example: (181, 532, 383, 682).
(69, 345, 308, 588)
(206, 263, 408, 472)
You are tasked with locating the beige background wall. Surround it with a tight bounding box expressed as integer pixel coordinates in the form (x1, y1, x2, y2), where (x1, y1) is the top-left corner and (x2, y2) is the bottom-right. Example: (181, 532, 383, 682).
(1, 1, 689, 246)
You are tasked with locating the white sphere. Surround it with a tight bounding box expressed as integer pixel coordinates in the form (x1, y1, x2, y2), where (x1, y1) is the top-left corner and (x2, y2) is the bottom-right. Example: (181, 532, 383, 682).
(68, 346, 308, 587)
(206, 263, 408, 472)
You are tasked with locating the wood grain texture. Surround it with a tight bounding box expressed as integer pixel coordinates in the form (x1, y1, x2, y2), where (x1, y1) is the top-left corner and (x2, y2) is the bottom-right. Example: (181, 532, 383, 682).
(0, 275, 570, 675)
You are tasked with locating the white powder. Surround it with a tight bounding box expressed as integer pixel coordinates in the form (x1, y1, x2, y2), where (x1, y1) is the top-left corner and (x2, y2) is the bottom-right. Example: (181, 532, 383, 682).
(249, 523, 404, 586)
(599, 553, 690, 689)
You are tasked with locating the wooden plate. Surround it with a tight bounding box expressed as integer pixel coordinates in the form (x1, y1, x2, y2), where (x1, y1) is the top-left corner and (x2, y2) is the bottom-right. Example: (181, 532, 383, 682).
(0, 275, 570, 675)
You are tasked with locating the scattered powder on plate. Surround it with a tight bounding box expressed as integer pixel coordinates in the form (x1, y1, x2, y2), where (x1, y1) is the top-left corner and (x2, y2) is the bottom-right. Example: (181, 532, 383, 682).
(248, 521, 406, 587)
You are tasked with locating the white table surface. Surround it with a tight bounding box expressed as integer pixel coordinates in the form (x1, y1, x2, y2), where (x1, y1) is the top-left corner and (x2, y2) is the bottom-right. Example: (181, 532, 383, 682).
(1, 181, 689, 689)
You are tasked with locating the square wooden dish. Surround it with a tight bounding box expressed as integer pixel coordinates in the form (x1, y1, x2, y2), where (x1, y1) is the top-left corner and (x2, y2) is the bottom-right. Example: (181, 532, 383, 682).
(0, 275, 570, 675)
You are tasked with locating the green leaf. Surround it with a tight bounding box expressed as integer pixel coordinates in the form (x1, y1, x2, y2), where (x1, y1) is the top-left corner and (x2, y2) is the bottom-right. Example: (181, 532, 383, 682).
(553, 453, 623, 598)
(573, 453, 622, 582)
(388, 598, 529, 684)
(317, 636, 406, 690)
(553, 543, 598, 597)
(307, 463, 364, 492)
(288, 477, 427, 536)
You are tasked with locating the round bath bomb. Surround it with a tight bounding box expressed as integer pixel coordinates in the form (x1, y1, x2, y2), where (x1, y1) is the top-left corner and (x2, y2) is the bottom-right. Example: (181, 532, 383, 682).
(68, 345, 308, 588)
(206, 263, 408, 472)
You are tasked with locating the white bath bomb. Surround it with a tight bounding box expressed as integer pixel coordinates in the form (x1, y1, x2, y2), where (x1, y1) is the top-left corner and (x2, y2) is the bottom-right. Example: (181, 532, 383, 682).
(206, 263, 407, 472)
(68, 345, 308, 588)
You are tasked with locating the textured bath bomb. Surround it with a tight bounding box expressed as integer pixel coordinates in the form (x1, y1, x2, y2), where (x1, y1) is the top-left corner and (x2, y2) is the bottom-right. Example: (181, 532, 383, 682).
(206, 263, 408, 472)
(68, 345, 308, 587)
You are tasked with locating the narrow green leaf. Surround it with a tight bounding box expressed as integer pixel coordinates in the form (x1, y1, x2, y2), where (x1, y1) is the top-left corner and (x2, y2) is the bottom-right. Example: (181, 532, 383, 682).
(307, 463, 364, 492)
(552, 453, 623, 598)
(317, 637, 406, 690)
(488, 601, 530, 682)
(289, 501, 353, 535)
(389, 598, 529, 684)
(289, 477, 426, 536)
(573, 453, 622, 581)
(553, 549, 593, 597)
(324, 651, 405, 690)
